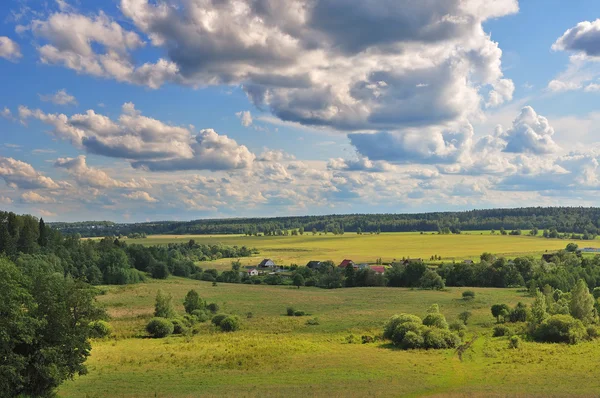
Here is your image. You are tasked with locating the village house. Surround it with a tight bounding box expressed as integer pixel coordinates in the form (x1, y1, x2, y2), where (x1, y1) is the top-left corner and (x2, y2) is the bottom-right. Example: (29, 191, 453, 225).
(246, 268, 259, 277)
(463, 259, 474, 265)
(401, 258, 423, 265)
(306, 260, 322, 269)
(357, 263, 369, 270)
(339, 259, 357, 269)
(258, 259, 276, 268)
(370, 265, 385, 274)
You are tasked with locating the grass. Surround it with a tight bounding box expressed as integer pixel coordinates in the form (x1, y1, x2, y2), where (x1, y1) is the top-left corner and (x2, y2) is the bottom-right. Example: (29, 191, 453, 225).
(119, 232, 600, 271)
(58, 278, 600, 397)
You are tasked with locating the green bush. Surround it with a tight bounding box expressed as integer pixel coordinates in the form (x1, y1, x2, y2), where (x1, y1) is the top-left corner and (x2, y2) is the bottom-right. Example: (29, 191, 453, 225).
(509, 335, 521, 349)
(306, 318, 320, 326)
(211, 314, 228, 327)
(146, 317, 174, 338)
(207, 303, 220, 314)
(449, 321, 466, 333)
(423, 328, 460, 349)
(294, 310, 306, 316)
(383, 314, 422, 340)
(493, 325, 511, 337)
(391, 321, 423, 345)
(462, 290, 475, 300)
(219, 315, 241, 332)
(423, 313, 448, 329)
(191, 309, 209, 323)
(183, 290, 204, 314)
(89, 320, 112, 338)
(287, 307, 295, 316)
(534, 314, 586, 344)
(171, 318, 189, 334)
(401, 331, 424, 349)
(587, 326, 599, 339)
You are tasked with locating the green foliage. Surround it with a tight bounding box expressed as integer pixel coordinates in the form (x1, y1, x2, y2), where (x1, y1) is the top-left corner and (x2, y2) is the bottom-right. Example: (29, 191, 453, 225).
(191, 310, 210, 323)
(384, 307, 460, 350)
(89, 320, 112, 338)
(462, 290, 476, 300)
(422, 328, 460, 349)
(146, 318, 174, 338)
(401, 331, 425, 349)
(150, 262, 170, 279)
(493, 325, 511, 337)
(509, 335, 521, 349)
(508, 302, 528, 322)
(383, 314, 422, 340)
(211, 314, 228, 327)
(530, 291, 549, 326)
(154, 289, 176, 319)
(569, 279, 595, 324)
(171, 318, 189, 334)
(419, 269, 445, 290)
(458, 311, 472, 325)
(491, 304, 510, 323)
(219, 316, 241, 332)
(565, 243, 579, 252)
(183, 289, 204, 314)
(293, 273, 305, 289)
(294, 310, 306, 316)
(534, 314, 586, 344)
(207, 303, 220, 314)
(287, 306, 295, 316)
(306, 318, 320, 326)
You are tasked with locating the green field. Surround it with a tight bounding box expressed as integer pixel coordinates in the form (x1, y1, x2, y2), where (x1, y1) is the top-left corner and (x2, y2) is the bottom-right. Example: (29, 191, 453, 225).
(59, 278, 600, 397)
(120, 232, 600, 271)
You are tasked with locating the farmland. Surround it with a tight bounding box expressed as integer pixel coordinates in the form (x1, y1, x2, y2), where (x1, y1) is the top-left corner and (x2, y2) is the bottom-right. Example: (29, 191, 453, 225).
(119, 232, 600, 271)
(58, 278, 600, 397)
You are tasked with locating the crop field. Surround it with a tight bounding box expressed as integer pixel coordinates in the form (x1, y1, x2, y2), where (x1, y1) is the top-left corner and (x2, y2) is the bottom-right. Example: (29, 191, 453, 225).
(120, 232, 600, 271)
(59, 278, 600, 397)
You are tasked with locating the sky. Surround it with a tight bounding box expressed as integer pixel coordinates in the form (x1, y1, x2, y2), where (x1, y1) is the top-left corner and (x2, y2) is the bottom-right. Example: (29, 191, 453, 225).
(1, 0, 600, 222)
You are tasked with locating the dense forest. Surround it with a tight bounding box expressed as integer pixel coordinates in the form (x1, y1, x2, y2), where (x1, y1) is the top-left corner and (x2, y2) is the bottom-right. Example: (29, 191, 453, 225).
(50, 207, 600, 236)
(0, 211, 257, 286)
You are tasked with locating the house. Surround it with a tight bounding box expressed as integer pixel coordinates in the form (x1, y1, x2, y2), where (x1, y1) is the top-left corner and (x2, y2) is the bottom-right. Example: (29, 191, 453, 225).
(370, 266, 385, 274)
(258, 259, 276, 268)
(339, 259, 357, 268)
(357, 263, 369, 270)
(401, 258, 423, 265)
(246, 268, 259, 277)
(306, 260, 322, 269)
(463, 260, 474, 265)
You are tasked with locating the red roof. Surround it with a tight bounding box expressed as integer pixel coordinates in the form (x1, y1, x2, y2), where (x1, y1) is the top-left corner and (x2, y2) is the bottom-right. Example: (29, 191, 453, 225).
(339, 259, 355, 268)
(370, 266, 385, 274)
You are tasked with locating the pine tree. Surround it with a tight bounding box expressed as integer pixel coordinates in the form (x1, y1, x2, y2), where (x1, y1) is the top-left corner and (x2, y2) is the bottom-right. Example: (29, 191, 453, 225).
(570, 279, 595, 324)
(38, 218, 48, 247)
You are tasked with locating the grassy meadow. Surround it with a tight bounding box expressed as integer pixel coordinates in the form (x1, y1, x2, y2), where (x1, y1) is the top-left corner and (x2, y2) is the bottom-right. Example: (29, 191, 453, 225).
(121, 232, 600, 271)
(59, 278, 600, 397)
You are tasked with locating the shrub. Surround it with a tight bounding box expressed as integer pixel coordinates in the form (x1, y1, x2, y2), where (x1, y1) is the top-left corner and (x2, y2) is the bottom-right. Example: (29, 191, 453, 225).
(150, 262, 169, 279)
(207, 303, 220, 314)
(462, 290, 475, 300)
(449, 321, 466, 333)
(458, 311, 472, 325)
(246, 312, 254, 319)
(183, 290, 204, 314)
(154, 289, 176, 319)
(146, 317, 174, 338)
(534, 314, 586, 344)
(191, 309, 209, 323)
(171, 318, 189, 334)
(508, 302, 528, 323)
(361, 335, 374, 344)
(211, 314, 228, 327)
(509, 335, 521, 349)
(587, 326, 599, 339)
(384, 314, 422, 339)
(89, 320, 112, 338)
(294, 310, 306, 316)
(219, 315, 241, 332)
(493, 325, 511, 337)
(423, 313, 448, 329)
(306, 318, 320, 326)
(423, 328, 460, 349)
(391, 321, 423, 345)
(287, 306, 295, 316)
(401, 331, 424, 349)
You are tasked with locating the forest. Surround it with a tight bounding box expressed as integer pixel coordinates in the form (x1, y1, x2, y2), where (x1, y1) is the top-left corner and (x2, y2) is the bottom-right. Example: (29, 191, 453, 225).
(50, 207, 600, 236)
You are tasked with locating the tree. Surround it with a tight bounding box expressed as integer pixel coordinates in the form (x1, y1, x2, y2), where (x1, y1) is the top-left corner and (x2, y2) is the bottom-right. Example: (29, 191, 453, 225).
(183, 289, 204, 314)
(154, 289, 176, 318)
(293, 273, 305, 289)
(566, 243, 579, 253)
(312, 228, 317, 236)
(419, 269, 445, 290)
(37, 217, 48, 247)
(491, 304, 510, 323)
(299, 227, 304, 235)
(0, 257, 104, 396)
(357, 227, 362, 235)
(344, 264, 356, 287)
(530, 290, 548, 327)
(570, 279, 595, 324)
(458, 311, 472, 325)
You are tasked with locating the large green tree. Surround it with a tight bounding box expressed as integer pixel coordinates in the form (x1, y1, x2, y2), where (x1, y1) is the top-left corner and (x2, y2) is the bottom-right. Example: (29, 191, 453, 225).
(570, 279, 596, 324)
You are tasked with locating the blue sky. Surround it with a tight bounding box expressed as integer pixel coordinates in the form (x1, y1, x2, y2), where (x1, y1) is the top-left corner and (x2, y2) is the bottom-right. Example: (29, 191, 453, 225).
(1, 0, 600, 222)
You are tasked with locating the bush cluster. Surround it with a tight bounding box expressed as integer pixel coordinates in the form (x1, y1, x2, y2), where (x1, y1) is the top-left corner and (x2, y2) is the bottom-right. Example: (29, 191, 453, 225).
(384, 305, 461, 350)
(89, 320, 112, 338)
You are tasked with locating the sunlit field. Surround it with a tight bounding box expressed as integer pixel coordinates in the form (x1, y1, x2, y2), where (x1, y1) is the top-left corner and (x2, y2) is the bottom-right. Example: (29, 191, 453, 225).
(58, 278, 600, 397)
(117, 232, 600, 271)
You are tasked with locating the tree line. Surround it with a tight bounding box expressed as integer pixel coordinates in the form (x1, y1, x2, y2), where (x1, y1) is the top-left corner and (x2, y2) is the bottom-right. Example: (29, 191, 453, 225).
(50, 207, 600, 236)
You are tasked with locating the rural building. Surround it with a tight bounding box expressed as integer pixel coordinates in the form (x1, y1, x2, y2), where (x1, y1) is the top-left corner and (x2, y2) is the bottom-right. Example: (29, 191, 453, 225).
(370, 266, 385, 274)
(581, 247, 600, 253)
(306, 260, 322, 269)
(358, 263, 369, 269)
(258, 259, 276, 268)
(401, 258, 423, 265)
(246, 268, 259, 276)
(339, 259, 357, 268)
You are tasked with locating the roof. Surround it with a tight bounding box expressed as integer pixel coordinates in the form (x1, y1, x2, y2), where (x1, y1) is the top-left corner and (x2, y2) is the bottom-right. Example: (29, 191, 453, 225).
(339, 259, 355, 268)
(306, 260, 322, 267)
(258, 259, 275, 266)
(370, 266, 385, 273)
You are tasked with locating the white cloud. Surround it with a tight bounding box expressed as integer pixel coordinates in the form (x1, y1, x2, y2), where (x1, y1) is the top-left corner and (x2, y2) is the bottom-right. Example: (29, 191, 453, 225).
(39, 89, 77, 105)
(552, 19, 600, 58)
(0, 196, 13, 204)
(21, 191, 56, 204)
(1, 107, 13, 120)
(502, 106, 560, 154)
(54, 155, 151, 189)
(327, 156, 394, 173)
(0, 156, 60, 189)
(236, 111, 253, 127)
(123, 191, 158, 202)
(0, 36, 22, 61)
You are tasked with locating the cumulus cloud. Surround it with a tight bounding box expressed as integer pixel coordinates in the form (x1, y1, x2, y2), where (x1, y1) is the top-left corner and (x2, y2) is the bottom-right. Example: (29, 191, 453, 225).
(236, 111, 253, 127)
(20, 191, 56, 204)
(0, 156, 60, 189)
(0, 36, 22, 61)
(1, 107, 13, 120)
(552, 19, 600, 57)
(502, 106, 560, 154)
(39, 89, 77, 105)
(327, 156, 394, 172)
(54, 155, 151, 188)
(257, 149, 295, 162)
(20, 103, 254, 171)
(23, 0, 515, 132)
(123, 191, 158, 202)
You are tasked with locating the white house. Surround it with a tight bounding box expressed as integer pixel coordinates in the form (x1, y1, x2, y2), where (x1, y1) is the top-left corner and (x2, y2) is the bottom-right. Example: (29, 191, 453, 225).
(247, 268, 259, 276)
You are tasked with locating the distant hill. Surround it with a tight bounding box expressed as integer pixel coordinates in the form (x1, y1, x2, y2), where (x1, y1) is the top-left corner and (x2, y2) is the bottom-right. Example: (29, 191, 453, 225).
(48, 207, 600, 237)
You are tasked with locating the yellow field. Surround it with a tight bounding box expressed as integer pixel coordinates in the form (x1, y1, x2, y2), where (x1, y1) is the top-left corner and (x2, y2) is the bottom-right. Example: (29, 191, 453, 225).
(121, 232, 599, 271)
